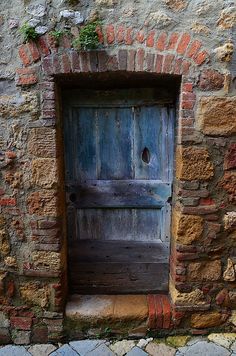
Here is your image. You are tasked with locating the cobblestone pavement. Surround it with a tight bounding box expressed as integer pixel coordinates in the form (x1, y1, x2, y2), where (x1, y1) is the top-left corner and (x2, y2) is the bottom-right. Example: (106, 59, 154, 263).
(1, 334, 236, 355)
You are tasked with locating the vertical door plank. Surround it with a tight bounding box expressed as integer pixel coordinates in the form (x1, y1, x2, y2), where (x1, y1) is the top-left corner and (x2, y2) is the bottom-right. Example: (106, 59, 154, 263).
(134, 106, 162, 180)
(97, 107, 133, 179)
(73, 107, 97, 181)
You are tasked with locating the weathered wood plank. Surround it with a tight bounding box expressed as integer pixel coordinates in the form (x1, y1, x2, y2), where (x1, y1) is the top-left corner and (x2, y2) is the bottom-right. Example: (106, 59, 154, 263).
(69, 262, 169, 294)
(67, 180, 171, 208)
(134, 106, 162, 180)
(76, 208, 163, 242)
(97, 107, 133, 179)
(63, 88, 175, 107)
(69, 240, 169, 263)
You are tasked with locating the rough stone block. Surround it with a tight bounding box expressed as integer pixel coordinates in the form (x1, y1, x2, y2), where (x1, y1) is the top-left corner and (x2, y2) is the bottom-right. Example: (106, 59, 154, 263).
(187, 260, 221, 281)
(27, 191, 58, 216)
(198, 69, 224, 91)
(197, 97, 236, 136)
(32, 251, 60, 272)
(28, 128, 56, 158)
(20, 282, 49, 308)
(191, 311, 225, 328)
(176, 146, 214, 181)
(31, 159, 57, 189)
(172, 210, 204, 245)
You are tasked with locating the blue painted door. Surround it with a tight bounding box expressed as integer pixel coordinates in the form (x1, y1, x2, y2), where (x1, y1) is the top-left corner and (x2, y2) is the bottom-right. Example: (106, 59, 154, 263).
(63, 89, 175, 294)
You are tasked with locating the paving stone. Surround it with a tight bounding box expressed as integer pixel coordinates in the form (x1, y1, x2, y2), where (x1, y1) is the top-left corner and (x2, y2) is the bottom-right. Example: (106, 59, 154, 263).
(50, 344, 78, 356)
(231, 340, 236, 352)
(136, 338, 152, 349)
(146, 342, 176, 356)
(86, 343, 115, 355)
(166, 335, 191, 347)
(177, 341, 230, 356)
(0, 345, 31, 356)
(110, 340, 136, 355)
(126, 346, 148, 356)
(69, 339, 105, 355)
(27, 344, 57, 355)
(208, 333, 236, 348)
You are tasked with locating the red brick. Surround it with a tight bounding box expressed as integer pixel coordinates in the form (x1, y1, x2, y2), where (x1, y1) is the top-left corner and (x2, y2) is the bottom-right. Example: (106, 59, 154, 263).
(38, 35, 50, 56)
(146, 53, 155, 72)
(0, 198, 16, 206)
(161, 295, 172, 329)
(118, 49, 127, 70)
(194, 50, 208, 65)
(146, 30, 155, 47)
(127, 50, 136, 71)
(0, 189, 4, 196)
(10, 317, 32, 330)
(7, 281, 15, 298)
(5, 151, 17, 159)
(224, 143, 236, 170)
(182, 60, 191, 75)
(125, 28, 133, 45)
(154, 295, 163, 329)
(136, 30, 145, 43)
(116, 26, 125, 43)
(162, 54, 175, 73)
(167, 32, 179, 50)
(96, 26, 104, 44)
(199, 197, 215, 206)
(147, 295, 156, 329)
(62, 35, 71, 49)
(155, 54, 163, 73)
(42, 57, 53, 76)
(52, 55, 60, 74)
(18, 45, 32, 66)
(136, 48, 145, 71)
(89, 51, 98, 72)
(17, 74, 38, 86)
(182, 83, 193, 92)
(187, 40, 202, 58)
(42, 109, 56, 119)
(173, 58, 183, 74)
(61, 53, 71, 73)
(71, 51, 81, 72)
(28, 41, 40, 62)
(79, 52, 90, 72)
(181, 100, 195, 110)
(182, 205, 218, 214)
(106, 24, 115, 44)
(177, 33, 191, 55)
(156, 32, 167, 51)
(182, 92, 196, 101)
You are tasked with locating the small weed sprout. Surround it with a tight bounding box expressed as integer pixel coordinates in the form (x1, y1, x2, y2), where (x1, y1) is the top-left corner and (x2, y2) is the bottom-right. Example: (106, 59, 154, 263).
(73, 21, 101, 50)
(50, 29, 69, 46)
(19, 23, 39, 43)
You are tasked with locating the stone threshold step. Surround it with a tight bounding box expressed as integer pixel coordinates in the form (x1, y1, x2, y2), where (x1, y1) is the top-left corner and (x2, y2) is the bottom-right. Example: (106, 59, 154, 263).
(65, 294, 172, 334)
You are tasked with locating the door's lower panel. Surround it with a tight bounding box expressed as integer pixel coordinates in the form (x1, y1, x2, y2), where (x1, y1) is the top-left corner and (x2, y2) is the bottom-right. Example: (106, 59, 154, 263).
(69, 240, 169, 294)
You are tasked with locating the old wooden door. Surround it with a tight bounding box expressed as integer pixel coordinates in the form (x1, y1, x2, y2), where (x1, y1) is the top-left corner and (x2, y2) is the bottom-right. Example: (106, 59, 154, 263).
(63, 88, 174, 294)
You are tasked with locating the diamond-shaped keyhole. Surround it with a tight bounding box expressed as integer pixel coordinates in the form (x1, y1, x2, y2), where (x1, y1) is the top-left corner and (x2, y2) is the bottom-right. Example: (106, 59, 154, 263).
(142, 147, 150, 164)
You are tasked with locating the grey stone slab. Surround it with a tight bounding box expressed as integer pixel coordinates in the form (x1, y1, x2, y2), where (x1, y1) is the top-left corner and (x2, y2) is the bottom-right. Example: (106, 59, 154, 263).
(0, 345, 31, 356)
(27, 344, 57, 355)
(86, 343, 115, 356)
(69, 339, 105, 355)
(50, 344, 78, 356)
(231, 340, 236, 352)
(110, 340, 136, 355)
(177, 341, 230, 356)
(126, 346, 149, 356)
(146, 342, 176, 356)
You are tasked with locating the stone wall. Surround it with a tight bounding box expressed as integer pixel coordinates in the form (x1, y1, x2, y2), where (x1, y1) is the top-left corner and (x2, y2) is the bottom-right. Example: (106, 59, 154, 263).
(0, 0, 236, 343)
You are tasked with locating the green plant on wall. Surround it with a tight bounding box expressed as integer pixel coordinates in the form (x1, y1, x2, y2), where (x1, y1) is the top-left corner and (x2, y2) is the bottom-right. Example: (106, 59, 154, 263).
(67, 0, 80, 4)
(73, 21, 101, 50)
(19, 23, 39, 43)
(50, 29, 69, 46)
